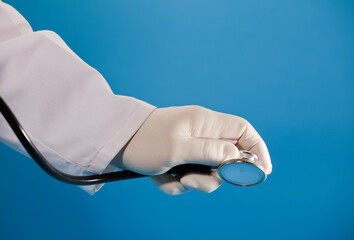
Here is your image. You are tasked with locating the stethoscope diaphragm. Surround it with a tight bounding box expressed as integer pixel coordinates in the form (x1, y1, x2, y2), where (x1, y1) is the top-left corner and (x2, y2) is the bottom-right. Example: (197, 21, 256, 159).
(218, 150, 266, 186)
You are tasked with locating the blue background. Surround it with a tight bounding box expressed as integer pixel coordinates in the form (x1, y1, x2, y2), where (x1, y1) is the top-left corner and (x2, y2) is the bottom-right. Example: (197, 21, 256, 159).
(1, 0, 353, 239)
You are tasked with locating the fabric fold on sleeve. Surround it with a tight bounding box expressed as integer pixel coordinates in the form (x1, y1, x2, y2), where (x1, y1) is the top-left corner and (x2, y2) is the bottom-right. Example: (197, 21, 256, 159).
(0, 2, 156, 195)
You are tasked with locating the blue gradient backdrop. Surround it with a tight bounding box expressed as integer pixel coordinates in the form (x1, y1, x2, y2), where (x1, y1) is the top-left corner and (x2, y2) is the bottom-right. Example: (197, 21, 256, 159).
(1, 1, 353, 239)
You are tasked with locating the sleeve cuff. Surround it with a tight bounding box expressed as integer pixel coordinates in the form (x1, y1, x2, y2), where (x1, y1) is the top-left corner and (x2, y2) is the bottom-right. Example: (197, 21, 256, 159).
(79, 99, 156, 195)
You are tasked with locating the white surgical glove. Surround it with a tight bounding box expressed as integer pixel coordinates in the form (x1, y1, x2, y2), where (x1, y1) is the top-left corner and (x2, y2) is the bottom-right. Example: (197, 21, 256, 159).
(112, 106, 272, 195)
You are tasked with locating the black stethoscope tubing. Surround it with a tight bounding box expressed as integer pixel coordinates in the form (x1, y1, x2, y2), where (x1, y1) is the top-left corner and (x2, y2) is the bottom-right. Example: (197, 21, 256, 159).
(0, 96, 212, 185)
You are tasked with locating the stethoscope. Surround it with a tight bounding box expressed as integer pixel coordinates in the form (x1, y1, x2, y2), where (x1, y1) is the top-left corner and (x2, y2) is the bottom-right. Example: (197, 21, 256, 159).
(0, 96, 266, 187)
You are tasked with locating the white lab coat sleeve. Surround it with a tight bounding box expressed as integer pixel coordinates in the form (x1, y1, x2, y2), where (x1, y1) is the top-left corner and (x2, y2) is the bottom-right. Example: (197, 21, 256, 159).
(0, 2, 156, 194)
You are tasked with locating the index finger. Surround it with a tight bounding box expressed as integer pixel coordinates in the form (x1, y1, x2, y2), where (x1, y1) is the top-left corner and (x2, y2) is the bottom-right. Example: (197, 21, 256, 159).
(235, 118, 272, 174)
(191, 107, 272, 174)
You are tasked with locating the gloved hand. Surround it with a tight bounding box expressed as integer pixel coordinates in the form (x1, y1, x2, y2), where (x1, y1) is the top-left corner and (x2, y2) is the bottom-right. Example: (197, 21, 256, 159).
(112, 106, 271, 195)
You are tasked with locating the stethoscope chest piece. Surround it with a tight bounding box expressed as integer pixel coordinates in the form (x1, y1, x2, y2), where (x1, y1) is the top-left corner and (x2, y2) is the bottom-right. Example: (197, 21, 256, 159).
(218, 150, 266, 187)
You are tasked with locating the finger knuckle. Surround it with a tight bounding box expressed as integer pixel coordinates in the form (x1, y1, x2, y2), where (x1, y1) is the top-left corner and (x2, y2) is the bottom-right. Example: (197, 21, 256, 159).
(238, 116, 251, 127)
(185, 105, 206, 115)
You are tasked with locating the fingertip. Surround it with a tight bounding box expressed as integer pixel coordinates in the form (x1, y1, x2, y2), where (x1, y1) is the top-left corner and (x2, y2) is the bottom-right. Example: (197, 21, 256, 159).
(180, 171, 222, 193)
(266, 164, 273, 175)
(248, 140, 272, 176)
(150, 174, 190, 195)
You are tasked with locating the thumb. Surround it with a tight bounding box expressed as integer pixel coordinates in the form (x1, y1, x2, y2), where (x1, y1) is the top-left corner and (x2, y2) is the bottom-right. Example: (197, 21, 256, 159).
(180, 138, 240, 167)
